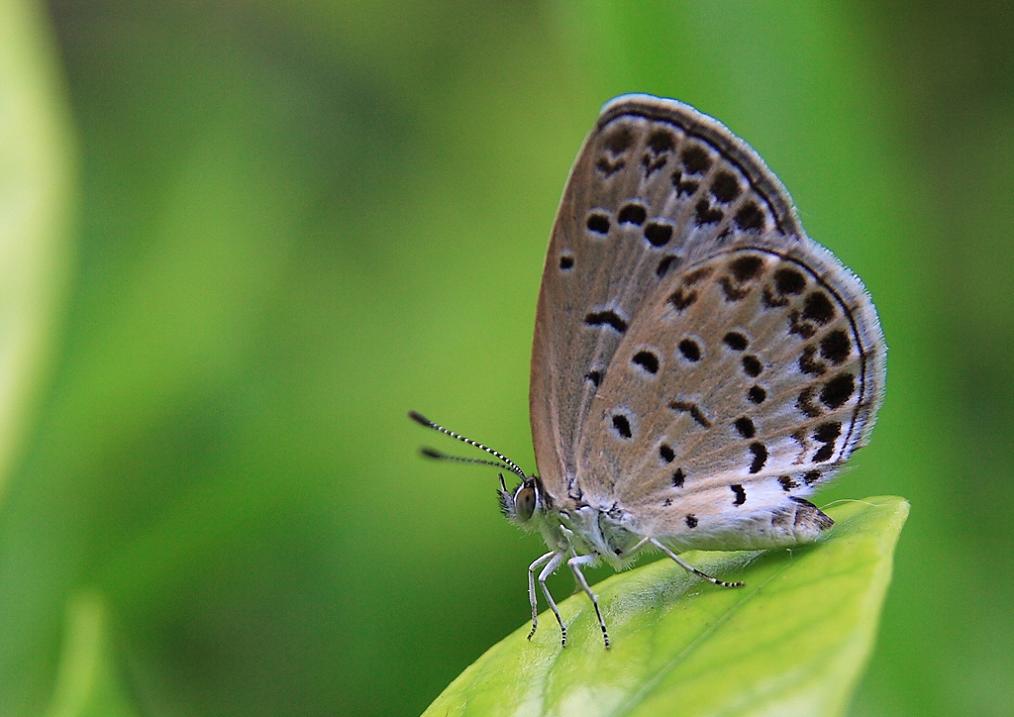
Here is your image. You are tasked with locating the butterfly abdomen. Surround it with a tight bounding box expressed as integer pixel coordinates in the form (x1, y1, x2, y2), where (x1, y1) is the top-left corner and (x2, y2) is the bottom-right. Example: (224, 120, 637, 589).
(658, 495, 834, 552)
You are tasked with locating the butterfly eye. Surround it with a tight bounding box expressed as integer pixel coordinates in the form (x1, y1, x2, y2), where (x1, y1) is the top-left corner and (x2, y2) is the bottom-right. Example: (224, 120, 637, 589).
(513, 482, 539, 522)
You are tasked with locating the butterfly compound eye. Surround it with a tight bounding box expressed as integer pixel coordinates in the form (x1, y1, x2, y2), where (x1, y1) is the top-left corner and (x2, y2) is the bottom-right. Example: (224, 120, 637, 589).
(513, 482, 538, 522)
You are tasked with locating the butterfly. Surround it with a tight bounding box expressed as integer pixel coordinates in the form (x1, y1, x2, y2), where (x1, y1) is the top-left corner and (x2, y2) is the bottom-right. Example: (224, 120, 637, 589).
(411, 94, 886, 648)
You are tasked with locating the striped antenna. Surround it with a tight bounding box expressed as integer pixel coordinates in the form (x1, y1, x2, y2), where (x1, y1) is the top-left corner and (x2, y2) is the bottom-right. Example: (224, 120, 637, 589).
(409, 411, 527, 480)
(420, 447, 515, 473)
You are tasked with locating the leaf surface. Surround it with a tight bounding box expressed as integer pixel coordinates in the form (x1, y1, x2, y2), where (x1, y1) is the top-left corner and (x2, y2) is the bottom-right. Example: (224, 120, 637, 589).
(425, 496, 908, 717)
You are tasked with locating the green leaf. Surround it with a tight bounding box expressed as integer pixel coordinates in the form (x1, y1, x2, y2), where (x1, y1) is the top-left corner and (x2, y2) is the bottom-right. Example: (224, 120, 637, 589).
(424, 496, 908, 717)
(44, 592, 140, 717)
(0, 0, 75, 500)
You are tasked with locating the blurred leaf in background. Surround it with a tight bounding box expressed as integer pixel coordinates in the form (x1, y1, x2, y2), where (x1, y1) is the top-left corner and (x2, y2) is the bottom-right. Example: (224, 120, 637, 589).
(0, 0, 76, 712)
(0, 0, 73, 499)
(0, 2, 1011, 716)
(44, 592, 138, 717)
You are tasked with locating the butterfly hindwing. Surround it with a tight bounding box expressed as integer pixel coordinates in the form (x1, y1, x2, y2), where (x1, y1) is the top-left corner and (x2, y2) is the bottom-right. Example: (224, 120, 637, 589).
(580, 234, 885, 544)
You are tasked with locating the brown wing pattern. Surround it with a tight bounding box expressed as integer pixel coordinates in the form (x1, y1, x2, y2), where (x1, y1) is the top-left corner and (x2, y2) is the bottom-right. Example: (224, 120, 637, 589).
(579, 234, 885, 542)
(530, 95, 807, 504)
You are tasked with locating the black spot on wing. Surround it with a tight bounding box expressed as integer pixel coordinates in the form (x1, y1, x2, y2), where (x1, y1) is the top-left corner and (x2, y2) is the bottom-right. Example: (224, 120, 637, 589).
(604, 126, 633, 154)
(681, 144, 711, 174)
(644, 222, 673, 247)
(748, 442, 768, 473)
(814, 422, 842, 443)
(814, 444, 835, 462)
(668, 287, 696, 311)
(596, 157, 625, 177)
(617, 203, 647, 226)
(719, 277, 750, 302)
(694, 199, 723, 225)
(729, 255, 764, 282)
(723, 332, 748, 350)
(670, 401, 711, 428)
(611, 413, 632, 439)
(797, 386, 822, 417)
(802, 291, 835, 325)
(774, 268, 806, 295)
(586, 212, 610, 235)
(659, 444, 675, 463)
(741, 355, 762, 377)
(711, 171, 741, 202)
(820, 373, 855, 409)
(788, 310, 818, 339)
(632, 350, 660, 374)
(584, 310, 627, 333)
(812, 421, 842, 463)
(671, 170, 699, 197)
(733, 417, 756, 438)
(799, 345, 827, 376)
(734, 201, 764, 231)
(656, 254, 681, 278)
(647, 130, 674, 154)
(678, 339, 702, 362)
(820, 330, 851, 364)
(683, 267, 713, 285)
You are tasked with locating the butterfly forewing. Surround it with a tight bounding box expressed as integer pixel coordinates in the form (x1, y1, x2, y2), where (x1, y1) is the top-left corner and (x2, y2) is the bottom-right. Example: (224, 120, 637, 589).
(530, 95, 885, 543)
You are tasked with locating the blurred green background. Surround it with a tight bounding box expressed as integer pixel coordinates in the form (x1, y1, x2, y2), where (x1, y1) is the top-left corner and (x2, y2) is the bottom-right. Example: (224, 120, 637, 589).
(1, 1, 1011, 715)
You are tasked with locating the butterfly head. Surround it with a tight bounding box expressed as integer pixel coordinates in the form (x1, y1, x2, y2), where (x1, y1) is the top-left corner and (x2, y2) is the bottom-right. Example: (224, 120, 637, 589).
(498, 474, 545, 525)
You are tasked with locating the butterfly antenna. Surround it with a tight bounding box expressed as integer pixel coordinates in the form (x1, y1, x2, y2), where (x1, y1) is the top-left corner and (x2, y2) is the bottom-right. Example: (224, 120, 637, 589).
(408, 411, 527, 480)
(420, 447, 515, 472)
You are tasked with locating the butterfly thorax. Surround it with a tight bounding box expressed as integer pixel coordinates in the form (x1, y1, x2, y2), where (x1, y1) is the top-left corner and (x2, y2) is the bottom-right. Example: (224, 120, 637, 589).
(537, 499, 643, 571)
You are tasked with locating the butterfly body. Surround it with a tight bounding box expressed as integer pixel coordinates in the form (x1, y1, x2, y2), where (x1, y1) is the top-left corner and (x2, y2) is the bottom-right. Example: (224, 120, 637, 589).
(535, 501, 642, 572)
(413, 94, 885, 647)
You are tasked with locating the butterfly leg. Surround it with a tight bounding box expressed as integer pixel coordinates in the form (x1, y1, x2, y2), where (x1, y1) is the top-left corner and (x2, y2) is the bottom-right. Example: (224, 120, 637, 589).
(649, 538, 744, 588)
(567, 554, 610, 648)
(537, 552, 568, 646)
(527, 551, 556, 640)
